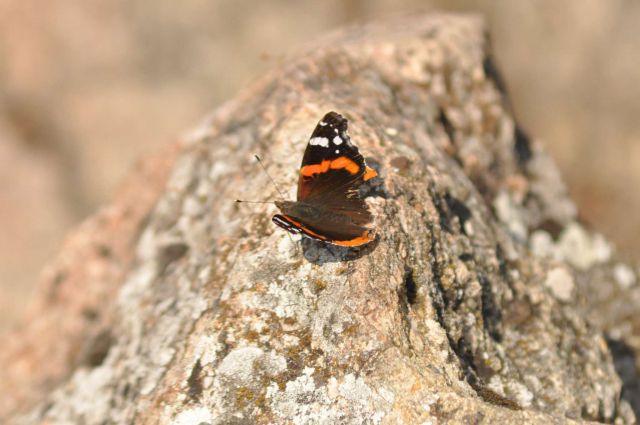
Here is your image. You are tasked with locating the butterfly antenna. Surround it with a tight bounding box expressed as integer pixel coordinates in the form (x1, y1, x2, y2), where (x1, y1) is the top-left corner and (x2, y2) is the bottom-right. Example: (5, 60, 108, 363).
(254, 155, 286, 201)
(235, 200, 276, 204)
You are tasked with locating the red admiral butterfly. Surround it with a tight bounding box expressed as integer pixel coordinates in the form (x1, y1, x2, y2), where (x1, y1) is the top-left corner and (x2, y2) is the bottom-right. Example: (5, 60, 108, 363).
(271, 111, 378, 247)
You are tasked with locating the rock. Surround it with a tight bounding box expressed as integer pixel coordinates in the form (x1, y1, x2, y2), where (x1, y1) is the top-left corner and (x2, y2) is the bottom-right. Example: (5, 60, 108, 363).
(1, 13, 637, 425)
(544, 267, 574, 302)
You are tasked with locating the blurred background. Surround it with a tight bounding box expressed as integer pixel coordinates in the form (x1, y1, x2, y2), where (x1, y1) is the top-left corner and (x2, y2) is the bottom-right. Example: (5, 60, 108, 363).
(0, 0, 639, 332)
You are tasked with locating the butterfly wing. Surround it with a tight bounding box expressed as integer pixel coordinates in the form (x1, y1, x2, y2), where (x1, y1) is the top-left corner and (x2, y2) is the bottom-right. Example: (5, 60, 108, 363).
(286, 111, 377, 245)
(297, 112, 376, 209)
(273, 212, 376, 247)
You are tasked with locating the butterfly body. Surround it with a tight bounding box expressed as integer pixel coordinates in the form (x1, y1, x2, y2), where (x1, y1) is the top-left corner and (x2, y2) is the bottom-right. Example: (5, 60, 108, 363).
(272, 111, 378, 247)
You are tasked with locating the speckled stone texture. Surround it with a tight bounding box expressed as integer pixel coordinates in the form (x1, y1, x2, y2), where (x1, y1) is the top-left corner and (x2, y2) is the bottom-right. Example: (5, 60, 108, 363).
(2, 14, 638, 425)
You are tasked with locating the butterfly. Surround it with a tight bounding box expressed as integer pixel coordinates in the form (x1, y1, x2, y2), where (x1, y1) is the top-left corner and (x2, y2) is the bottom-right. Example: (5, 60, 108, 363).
(271, 111, 378, 247)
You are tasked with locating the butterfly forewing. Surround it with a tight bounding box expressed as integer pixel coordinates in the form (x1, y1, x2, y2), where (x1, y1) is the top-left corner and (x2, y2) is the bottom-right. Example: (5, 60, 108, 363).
(297, 112, 373, 213)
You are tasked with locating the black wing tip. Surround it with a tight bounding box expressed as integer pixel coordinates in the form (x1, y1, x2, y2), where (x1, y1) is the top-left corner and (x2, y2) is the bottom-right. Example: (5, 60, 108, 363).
(320, 111, 348, 130)
(311, 111, 349, 140)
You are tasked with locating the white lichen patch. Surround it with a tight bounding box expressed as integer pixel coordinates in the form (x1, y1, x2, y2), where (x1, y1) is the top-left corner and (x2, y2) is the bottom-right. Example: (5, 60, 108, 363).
(42, 365, 117, 424)
(182, 196, 202, 218)
(376, 387, 396, 404)
(614, 263, 636, 289)
(505, 381, 534, 408)
(424, 319, 447, 346)
(234, 290, 267, 313)
(331, 320, 347, 334)
(339, 374, 373, 405)
(529, 230, 554, 258)
(265, 352, 288, 375)
(277, 233, 300, 258)
(420, 393, 440, 415)
(190, 294, 209, 320)
(197, 264, 212, 283)
(282, 334, 301, 347)
(268, 369, 387, 425)
(463, 220, 474, 236)
(326, 377, 340, 399)
(141, 365, 170, 396)
(528, 154, 578, 223)
(192, 335, 223, 367)
(267, 280, 307, 320)
(136, 227, 161, 261)
(522, 374, 543, 395)
(493, 190, 527, 242)
(118, 261, 157, 304)
(217, 346, 286, 387)
(169, 157, 197, 193)
(555, 223, 612, 270)
(531, 223, 613, 270)
(218, 347, 265, 384)
(157, 348, 176, 366)
(265, 263, 318, 322)
(267, 368, 332, 424)
(171, 406, 213, 425)
(208, 160, 233, 182)
(385, 127, 398, 136)
(454, 262, 470, 283)
(544, 267, 574, 302)
(487, 375, 505, 397)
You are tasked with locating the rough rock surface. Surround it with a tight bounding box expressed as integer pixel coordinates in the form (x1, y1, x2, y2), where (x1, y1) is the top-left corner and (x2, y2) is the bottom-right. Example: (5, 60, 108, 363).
(2, 14, 639, 425)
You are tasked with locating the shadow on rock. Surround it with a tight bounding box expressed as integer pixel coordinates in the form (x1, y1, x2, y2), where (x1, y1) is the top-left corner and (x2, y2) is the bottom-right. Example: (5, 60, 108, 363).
(301, 235, 380, 264)
(607, 337, 640, 418)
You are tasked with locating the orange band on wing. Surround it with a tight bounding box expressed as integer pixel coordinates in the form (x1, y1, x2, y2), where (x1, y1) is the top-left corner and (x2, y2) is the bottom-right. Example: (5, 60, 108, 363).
(332, 231, 375, 247)
(279, 215, 374, 247)
(279, 216, 328, 240)
(329, 157, 360, 175)
(300, 157, 360, 177)
(300, 160, 331, 177)
(363, 167, 377, 181)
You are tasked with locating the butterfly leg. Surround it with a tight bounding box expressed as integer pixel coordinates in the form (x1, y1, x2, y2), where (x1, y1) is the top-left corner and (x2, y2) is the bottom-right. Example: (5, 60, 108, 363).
(323, 243, 340, 260)
(283, 232, 301, 257)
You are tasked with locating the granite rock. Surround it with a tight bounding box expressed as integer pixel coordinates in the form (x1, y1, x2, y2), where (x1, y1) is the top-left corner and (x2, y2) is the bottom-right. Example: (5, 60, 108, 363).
(2, 14, 637, 425)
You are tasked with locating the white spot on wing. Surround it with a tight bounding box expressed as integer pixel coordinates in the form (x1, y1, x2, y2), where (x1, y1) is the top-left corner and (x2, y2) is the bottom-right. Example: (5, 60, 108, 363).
(333, 136, 343, 145)
(309, 137, 329, 147)
(335, 149, 339, 154)
(319, 121, 327, 126)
